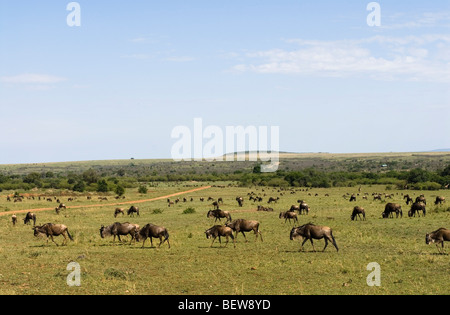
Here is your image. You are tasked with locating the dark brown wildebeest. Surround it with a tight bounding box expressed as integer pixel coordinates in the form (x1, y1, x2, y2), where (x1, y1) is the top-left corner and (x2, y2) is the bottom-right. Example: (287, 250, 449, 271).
(382, 203, 403, 219)
(351, 206, 366, 221)
(212, 201, 220, 209)
(218, 197, 223, 204)
(290, 223, 339, 252)
(23, 212, 36, 225)
(299, 202, 310, 215)
(409, 202, 426, 217)
(135, 224, 170, 248)
(100, 222, 140, 245)
(426, 228, 450, 254)
(11, 215, 17, 226)
(226, 219, 263, 242)
(236, 197, 244, 207)
(289, 205, 300, 212)
(205, 225, 235, 248)
(349, 194, 357, 202)
(257, 205, 273, 212)
(279, 211, 298, 224)
(127, 206, 140, 217)
(404, 194, 413, 205)
(207, 209, 232, 223)
(58, 203, 66, 209)
(33, 223, 73, 246)
(268, 197, 279, 204)
(415, 195, 426, 205)
(435, 196, 446, 206)
(114, 208, 125, 218)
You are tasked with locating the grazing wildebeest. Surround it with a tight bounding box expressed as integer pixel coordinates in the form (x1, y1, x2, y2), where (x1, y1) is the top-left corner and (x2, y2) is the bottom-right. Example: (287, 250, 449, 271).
(415, 195, 426, 205)
(114, 208, 125, 218)
(23, 212, 36, 225)
(33, 223, 73, 246)
(404, 194, 413, 205)
(212, 201, 220, 209)
(435, 196, 446, 206)
(207, 209, 232, 223)
(382, 203, 403, 219)
(205, 225, 236, 248)
(136, 224, 170, 248)
(226, 219, 263, 242)
(127, 206, 140, 217)
(268, 197, 279, 204)
(409, 202, 426, 217)
(236, 197, 244, 207)
(100, 222, 139, 245)
(290, 223, 339, 252)
(11, 215, 17, 226)
(349, 194, 357, 202)
(279, 211, 298, 224)
(58, 203, 66, 209)
(351, 206, 366, 221)
(289, 205, 300, 212)
(299, 202, 310, 215)
(426, 228, 450, 254)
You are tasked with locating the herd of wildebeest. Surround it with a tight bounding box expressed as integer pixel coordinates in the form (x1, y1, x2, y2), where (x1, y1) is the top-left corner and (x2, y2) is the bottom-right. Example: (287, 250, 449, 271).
(5, 188, 450, 254)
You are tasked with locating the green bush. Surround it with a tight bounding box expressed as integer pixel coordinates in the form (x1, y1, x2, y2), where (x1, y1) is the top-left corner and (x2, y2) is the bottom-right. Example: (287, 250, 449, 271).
(182, 207, 196, 214)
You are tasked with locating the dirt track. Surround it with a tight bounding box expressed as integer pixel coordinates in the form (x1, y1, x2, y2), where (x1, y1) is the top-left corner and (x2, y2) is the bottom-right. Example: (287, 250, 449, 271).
(0, 185, 212, 217)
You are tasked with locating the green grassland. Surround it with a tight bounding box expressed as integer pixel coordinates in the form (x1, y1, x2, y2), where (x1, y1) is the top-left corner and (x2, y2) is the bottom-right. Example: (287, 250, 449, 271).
(0, 183, 448, 295)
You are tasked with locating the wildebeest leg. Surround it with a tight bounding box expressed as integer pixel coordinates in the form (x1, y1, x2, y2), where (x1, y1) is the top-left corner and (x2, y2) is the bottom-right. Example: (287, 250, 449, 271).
(141, 237, 147, 248)
(309, 238, 316, 252)
(323, 238, 329, 252)
(210, 236, 217, 247)
(300, 238, 308, 252)
(241, 231, 248, 242)
(50, 235, 59, 247)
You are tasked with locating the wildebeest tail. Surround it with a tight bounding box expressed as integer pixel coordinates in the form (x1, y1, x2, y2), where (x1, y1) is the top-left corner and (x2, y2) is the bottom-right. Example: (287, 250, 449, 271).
(330, 231, 338, 252)
(67, 229, 74, 241)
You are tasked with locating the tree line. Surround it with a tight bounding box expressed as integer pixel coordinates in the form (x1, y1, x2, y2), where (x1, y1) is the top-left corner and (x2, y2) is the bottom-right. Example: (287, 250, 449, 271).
(0, 164, 449, 193)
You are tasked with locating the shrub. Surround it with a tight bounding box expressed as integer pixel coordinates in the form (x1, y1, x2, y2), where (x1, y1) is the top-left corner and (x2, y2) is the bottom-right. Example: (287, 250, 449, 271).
(138, 185, 148, 194)
(182, 207, 196, 214)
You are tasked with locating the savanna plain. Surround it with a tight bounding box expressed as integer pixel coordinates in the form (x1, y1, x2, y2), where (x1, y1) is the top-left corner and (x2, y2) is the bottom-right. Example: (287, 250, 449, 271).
(0, 180, 449, 295)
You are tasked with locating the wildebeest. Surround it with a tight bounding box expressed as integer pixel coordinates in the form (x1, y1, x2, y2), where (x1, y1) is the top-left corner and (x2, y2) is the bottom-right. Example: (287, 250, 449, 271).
(207, 209, 232, 223)
(11, 214, 17, 226)
(415, 195, 426, 205)
(226, 219, 263, 242)
(426, 228, 450, 254)
(127, 206, 140, 217)
(135, 224, 170, 248)
(236, 197, 244, 207)
(212, 201, 220, 209)
(435, 196, 446, 205)
(404, 194, 413, 205)
(33, 223, 73, 246)
(23, 212, 36, 225)
(279, 211, 298, 224)
(349, 194, 357, 202)
(114, 208, 125, 218)
(382, 203, 403, 219)
(205, 225, 235, 248)
(100, 222, 139, 245)
(409, 202, 426, 217)
(290, 223, 339, 252)
(351, 206, 366, 221)
(299, 202, 310, 215)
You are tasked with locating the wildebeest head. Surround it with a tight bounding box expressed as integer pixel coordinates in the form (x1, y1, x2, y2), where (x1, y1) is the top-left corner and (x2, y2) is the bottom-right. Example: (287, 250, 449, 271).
(99, 225, 111, 238)
(425, 233, 433, 245)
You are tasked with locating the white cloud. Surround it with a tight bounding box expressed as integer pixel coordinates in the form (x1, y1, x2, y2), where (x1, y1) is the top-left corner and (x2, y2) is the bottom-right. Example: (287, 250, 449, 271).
(1, 73, 67, 84)
(231, 35, 450, 82)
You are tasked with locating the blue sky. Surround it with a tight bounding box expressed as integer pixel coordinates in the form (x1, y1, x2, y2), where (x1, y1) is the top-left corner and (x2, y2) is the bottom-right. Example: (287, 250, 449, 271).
(0, 0, 449, 164)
